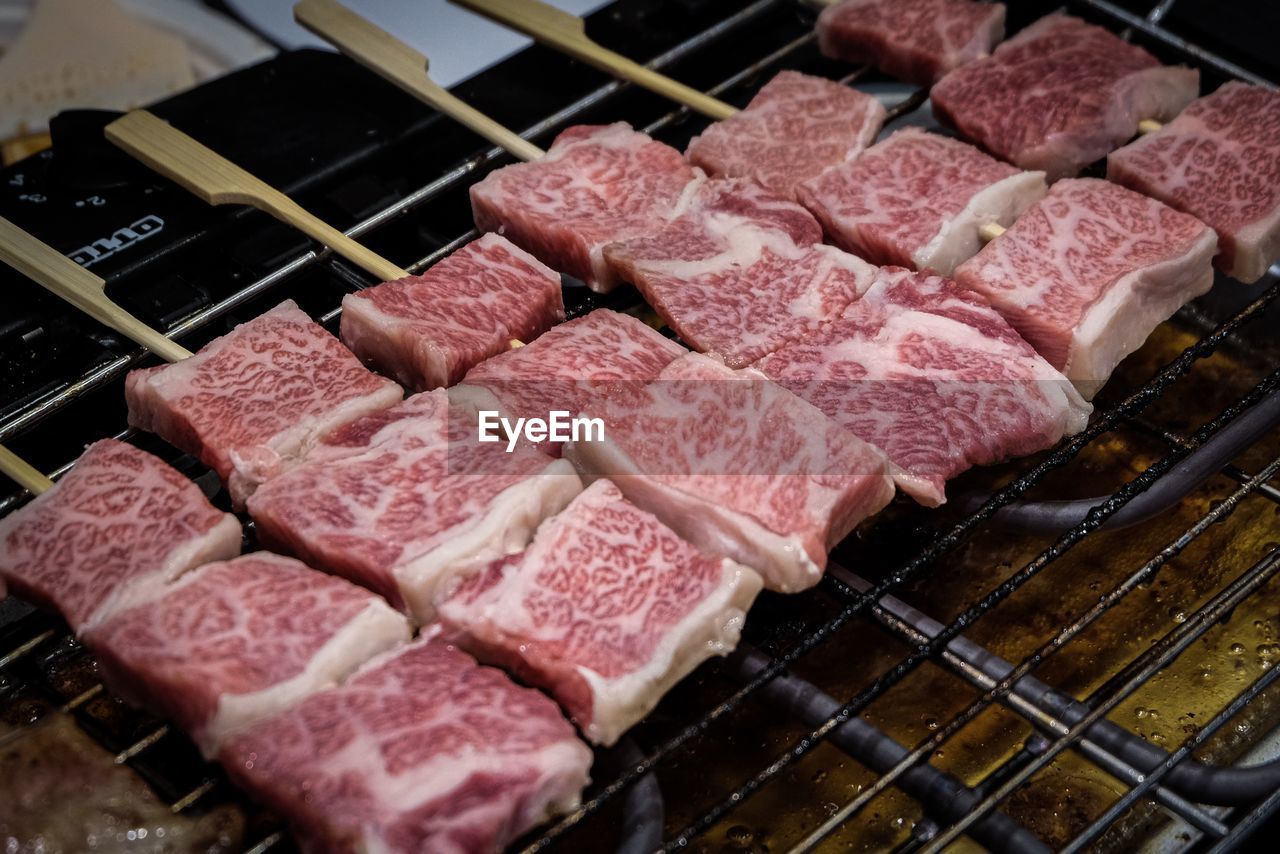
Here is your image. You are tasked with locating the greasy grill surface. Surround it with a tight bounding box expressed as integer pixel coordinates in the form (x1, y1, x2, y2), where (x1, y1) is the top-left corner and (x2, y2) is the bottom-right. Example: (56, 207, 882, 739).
(1, 0, 1279, 851)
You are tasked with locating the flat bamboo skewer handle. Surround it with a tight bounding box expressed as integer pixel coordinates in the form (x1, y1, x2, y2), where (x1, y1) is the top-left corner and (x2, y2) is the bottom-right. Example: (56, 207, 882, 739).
(294, 0, 544, 162)
(105, 111, 409, 282)
(450, 0, 737, 121)
(0, 445, 54, 495)
(0, 216, 192, 362)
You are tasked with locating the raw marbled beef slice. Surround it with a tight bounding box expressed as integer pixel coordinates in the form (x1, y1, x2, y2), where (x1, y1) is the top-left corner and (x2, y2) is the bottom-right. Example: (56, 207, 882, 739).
(439, 480, 762, 745)
(247, 388, 581, 623)
(125, 300, 402, 508)
(954, 178, 1217, 398)
(798, 127, 1046, 275)
(219, 637, 592, 854)
(459, 309, 687, 456)
(567, 352, 896, 592)
(604, 179, 876, 367)
(685, 70, 886, 199)
(755, 268, 1091, 506)
(1108, 81, 1280, 284)
(340, 234, 565, 390)
(818, 0, 1006, 86)
(86, 552, 410, 757)
(930, 14, 1198, 180)
(470, 122, 700, 292)
(0, 439, 240, 634)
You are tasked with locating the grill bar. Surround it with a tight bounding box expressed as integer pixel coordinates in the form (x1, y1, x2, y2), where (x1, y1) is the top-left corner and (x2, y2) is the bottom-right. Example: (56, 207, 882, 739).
(1, 2, 1277, 850)
(674, 370, 1280, 851)
(921, 544, 1280, 851)
(1062, 662, 1280, 851)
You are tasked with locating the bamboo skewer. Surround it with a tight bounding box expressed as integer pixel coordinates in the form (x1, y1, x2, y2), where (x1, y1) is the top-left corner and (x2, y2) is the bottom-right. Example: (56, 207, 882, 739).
(0, 444, 53, 495)
(978, 222, 1007, 242)
(105, 111, 409, 282)
(294, 0, 544, 161)
(449, 0, 737, 121)
(0, 216, 193, 362)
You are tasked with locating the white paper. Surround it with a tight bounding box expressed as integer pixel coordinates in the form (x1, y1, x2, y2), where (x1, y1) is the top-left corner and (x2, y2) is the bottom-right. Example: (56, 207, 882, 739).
(226, 0, 611, 88)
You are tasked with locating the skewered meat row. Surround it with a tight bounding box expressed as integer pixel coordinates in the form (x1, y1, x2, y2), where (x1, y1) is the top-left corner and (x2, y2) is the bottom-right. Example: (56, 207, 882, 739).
(0, 441, 593, 851)
(817, 0, 1006, 87)
(1108, 82, 1280, 284)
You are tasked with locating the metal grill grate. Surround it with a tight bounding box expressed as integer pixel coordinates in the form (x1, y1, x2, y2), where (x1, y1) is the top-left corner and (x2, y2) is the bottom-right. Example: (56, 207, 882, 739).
(1, 0, 1278, 851)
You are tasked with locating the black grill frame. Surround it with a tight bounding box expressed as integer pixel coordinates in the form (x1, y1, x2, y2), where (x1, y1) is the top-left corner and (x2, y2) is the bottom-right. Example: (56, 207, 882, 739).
(1, 1, 1278, 851)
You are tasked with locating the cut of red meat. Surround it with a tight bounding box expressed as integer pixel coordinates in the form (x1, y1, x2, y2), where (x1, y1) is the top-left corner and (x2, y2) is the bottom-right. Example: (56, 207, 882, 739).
(219, 636, 592, 854)
(86, 552, 410, 758)
(755, 268, 1091, 506)
(798, 127, 1047, 275)
(604, 179, 876, 367)
(339, 234, 564, 391)
(459, 309, 686, 456)
(0, 439, 241, 634)
(1108, 82, 1280, 284)
(125, 300, 402, 509)
(685, 70, 886, 200)
(817, 0, 1006, 86)
(930, 14, 1199, 180)
(470, 123, 700, 292)
(438, 480, 761, 745)
(247, 388, 581, 623)
(954, 178, 1217, 398)
(566, 352, 896, 592)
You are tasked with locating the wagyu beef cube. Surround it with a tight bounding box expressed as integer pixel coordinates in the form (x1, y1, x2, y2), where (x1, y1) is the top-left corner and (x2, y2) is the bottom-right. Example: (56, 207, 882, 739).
(86, 552, 410, 757)
(954, 178, 1217, 398)
(460, 309, 686, 455)
(125, 300, 401, 508)
(470, 122, 700, 292)
(604, 179, 876, 367)
(439, 480, 762, 745)
(685, 70, 886, 200)
(219, 637, 592, 854)
(817, 0, 1006, 86)
(1109, 82, 1280, 284)
(339, 234, 564, 390)
(931, 14, 1199, 180)
(247, 388, 582, 623)
(756, 268, 1091, 507)
(798, 128, 1047, 275)
(0, 439, 240, 634)
(566, 352, 895, 592)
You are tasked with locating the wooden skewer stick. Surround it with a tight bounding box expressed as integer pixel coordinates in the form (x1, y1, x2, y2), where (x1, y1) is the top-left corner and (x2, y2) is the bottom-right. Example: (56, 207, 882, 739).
(978, 222, 1007, 242)
(0, 216, 193, 362)
(1137, 118, 1164, 135)
(294, 0, 545, 162)
(105, 111, 409, 282)
(0, 444, 53, 495)
(450, 0, 737, 121)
